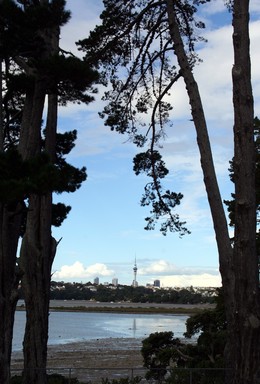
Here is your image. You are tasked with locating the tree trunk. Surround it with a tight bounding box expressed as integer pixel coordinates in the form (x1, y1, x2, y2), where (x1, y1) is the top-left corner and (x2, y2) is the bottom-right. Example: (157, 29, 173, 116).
(20, 91, 58, 384)
(0, 202, 22, 384)
(165, 0, 233, 281)
(18, 81, 45, 160)
(230, 1, 260, 382)
(0, 44, 22, 384)
(20, 193, 56, 384)
(0, 58, 3, 152)
(166, 1, 260, 383)
(18, 11, 60, 382)
(18, 73, 48, 383)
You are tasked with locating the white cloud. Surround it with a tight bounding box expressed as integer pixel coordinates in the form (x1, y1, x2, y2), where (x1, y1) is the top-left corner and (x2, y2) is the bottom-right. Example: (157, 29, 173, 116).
(53, 261, 114, 281)
(139, 260, 219, 277)
(140, 260, 170, 274)
(159, 273, 221, 288)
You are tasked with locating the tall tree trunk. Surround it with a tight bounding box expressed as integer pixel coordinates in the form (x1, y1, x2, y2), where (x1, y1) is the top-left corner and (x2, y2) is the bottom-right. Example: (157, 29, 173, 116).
(1, 2, 62, 382)
(166, 1, 260, 383)
(165, 0, 233, 279)
(19, 12, 60, 382)
(18, 75, 48, 384)
(0, 43, 22, 384)
(231, 0, 260, 382)
(20, 91, 58, 384)
(0, 203, 22, 384)
(0, 58, 3, 152)
(20, 193, 56, 384)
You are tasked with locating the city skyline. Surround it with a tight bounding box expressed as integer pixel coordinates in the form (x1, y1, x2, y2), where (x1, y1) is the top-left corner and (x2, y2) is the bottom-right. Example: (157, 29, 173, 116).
(89, 260, 162, 288)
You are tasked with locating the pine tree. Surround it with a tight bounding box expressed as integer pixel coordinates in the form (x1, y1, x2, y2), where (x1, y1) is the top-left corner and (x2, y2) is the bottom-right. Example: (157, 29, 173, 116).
(0, 1, 99, 383)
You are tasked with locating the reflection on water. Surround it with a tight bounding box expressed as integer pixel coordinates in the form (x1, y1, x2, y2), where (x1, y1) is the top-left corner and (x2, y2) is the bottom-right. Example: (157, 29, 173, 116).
(132, 318, 137, 337)
(13, 311, 189, 351)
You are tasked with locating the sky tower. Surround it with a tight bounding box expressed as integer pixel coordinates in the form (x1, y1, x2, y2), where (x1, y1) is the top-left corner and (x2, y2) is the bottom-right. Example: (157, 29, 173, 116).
(132, 257, 138, 287)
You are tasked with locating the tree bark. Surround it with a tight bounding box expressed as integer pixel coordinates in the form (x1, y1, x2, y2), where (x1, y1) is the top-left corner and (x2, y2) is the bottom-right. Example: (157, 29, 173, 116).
(18, 71, 48, 383)
(166, 1, 260, 383)
(0, 59, 3, 152)
(0, 203, 22, 384)
(18, 7, 60, 381)
(0, 36, 22, 384)
(230, 1, 260, 383)
(18, 85, 58, 384)
(20, 193, 56, 384)
(20, 88, 58, 384)
(0, 2, 61, 382)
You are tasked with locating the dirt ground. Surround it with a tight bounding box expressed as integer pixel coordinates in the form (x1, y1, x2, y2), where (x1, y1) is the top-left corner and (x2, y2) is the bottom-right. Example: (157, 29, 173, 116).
(11, 338, 146, 383)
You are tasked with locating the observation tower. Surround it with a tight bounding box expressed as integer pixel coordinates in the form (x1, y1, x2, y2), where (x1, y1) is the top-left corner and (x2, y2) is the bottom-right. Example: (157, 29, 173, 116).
(132, 258, 138, 287)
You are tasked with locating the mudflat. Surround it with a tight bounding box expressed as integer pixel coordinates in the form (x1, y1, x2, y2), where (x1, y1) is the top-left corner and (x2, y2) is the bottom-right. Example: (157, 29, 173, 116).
(11, 338, 146, 383)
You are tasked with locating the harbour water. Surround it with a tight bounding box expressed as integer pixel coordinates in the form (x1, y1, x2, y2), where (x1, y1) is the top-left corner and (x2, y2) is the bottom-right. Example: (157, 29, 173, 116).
(13, 310, 189, 351)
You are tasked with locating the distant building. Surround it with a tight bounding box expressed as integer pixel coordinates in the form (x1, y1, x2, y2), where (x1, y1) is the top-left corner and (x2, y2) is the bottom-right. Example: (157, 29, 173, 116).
(132, 258, 138, 287)
(94, 277, 99, 285)
(112, 277, 118, 286)
(154, 280, 160, 288)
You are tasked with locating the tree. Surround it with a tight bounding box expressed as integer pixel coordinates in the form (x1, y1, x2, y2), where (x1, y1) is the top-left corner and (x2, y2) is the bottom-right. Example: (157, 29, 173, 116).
(142, 331, 181, 382)
(0, 1, 99, 383)
(142, 290, 227, 384)
(79, 1, 260, 383)
(0, 3, 27, 381)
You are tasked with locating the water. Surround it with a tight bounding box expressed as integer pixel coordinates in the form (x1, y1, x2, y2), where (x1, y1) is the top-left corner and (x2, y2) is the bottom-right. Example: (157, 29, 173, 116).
(13, 311, 189, 351)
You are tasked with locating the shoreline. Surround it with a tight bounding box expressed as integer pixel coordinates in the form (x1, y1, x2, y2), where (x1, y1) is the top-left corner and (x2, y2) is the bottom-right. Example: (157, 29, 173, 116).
(16, 300, 215, 315)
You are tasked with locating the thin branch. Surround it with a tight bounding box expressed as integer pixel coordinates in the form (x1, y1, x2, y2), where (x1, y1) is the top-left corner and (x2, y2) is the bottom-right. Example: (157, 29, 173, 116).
(148, 70, 182, 145)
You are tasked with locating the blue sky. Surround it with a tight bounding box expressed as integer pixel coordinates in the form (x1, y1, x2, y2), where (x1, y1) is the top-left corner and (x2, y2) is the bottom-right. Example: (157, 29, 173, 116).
(51, 0, 260, 287)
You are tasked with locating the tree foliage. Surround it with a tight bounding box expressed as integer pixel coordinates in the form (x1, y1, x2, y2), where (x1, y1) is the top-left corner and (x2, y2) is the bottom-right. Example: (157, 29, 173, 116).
(0, 0, 98, 221)
(78, 0, 208, 235)
(142, 331, 182, 381)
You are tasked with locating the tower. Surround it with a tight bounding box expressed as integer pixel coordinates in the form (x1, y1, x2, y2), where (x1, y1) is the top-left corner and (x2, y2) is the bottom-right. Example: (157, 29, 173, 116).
(132, 257, 138, 287)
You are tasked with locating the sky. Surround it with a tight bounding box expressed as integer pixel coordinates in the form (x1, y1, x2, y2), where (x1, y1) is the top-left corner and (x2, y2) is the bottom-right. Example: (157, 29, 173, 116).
(51, 0, 260, 288)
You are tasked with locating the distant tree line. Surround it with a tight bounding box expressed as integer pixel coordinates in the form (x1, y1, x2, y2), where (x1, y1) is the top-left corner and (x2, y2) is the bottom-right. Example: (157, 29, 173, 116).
(19, 281, 216, 304)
